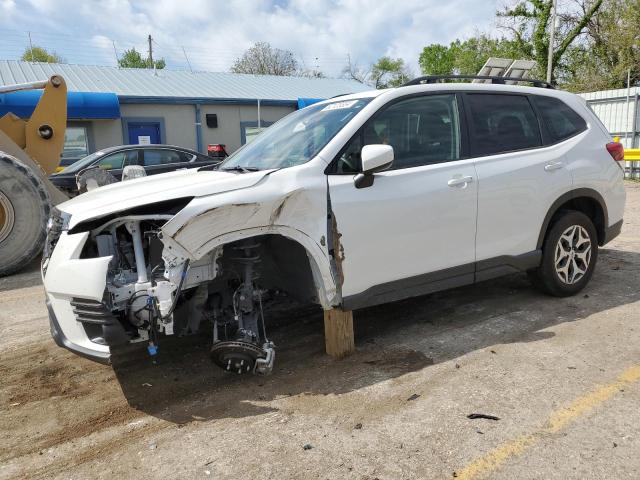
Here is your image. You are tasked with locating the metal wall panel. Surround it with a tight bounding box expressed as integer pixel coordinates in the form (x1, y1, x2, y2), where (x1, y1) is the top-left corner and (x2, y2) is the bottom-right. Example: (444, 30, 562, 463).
(581, 88, 639, 147)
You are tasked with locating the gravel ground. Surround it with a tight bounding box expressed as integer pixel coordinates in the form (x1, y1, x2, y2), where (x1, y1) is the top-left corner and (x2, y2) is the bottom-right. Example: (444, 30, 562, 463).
(1, 182, 639, 480)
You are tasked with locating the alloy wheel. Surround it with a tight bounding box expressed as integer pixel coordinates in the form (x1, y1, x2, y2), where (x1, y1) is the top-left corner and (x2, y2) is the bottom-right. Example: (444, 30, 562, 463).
(554, 224, 592, 284)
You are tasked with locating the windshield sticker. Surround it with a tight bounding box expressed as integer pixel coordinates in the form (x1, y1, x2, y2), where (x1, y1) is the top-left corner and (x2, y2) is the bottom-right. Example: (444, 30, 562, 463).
(322, 100, 358, 111)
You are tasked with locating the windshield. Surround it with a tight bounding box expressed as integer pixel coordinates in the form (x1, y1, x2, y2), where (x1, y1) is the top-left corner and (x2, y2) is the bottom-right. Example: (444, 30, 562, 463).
(58, 149, 109, 174)
(219, 98, 371, 171)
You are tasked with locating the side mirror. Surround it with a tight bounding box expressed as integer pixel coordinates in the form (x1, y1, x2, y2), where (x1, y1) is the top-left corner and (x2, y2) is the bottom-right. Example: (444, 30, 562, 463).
(354, 144, 394, 189)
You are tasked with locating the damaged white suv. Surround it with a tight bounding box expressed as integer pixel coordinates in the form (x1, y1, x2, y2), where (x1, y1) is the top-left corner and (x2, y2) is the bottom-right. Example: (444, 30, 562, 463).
(43, 77, 626, 373)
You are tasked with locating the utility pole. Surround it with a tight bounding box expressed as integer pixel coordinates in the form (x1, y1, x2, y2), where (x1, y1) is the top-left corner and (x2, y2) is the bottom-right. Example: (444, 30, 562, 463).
(112, 41, 119, 67)
(28, 32, 34, 62)
(148, 34, 153, 68)
(625, 68, 631, 144)
(546, 0, 558, 83)
(182, 46, 193, 73)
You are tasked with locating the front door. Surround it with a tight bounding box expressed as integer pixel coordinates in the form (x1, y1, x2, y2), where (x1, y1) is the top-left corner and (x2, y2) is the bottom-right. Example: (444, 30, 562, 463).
(93, 149, 138, 181)
(128, 122, 161, 145)
(327, 93, 478, 308)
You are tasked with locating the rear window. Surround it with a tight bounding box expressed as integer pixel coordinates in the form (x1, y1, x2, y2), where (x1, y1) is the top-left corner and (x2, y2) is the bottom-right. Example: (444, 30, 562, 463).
(532, 95, 587, 144)
(466, 94, 542, 156)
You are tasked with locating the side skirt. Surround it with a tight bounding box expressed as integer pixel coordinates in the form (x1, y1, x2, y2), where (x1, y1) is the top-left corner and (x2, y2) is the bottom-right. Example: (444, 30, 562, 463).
(342, 250, 542, 311)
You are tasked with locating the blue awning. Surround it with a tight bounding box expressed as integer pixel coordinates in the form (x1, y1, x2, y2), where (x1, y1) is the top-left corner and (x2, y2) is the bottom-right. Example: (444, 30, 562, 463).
(0, 91, 120, 120)
(297, 97, 325, 109)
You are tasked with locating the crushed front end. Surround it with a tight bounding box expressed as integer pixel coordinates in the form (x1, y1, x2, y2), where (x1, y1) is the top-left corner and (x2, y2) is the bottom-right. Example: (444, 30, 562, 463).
(42, 204, 277, 375)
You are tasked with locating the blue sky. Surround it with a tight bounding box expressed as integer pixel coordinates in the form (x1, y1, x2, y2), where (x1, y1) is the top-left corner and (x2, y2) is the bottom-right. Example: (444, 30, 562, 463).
(0, 0, 501, 76)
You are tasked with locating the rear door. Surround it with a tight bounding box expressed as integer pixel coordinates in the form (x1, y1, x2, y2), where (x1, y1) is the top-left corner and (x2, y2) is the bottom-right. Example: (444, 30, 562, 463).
(141, 149, 189, 175)
(467, 93, 573, 279)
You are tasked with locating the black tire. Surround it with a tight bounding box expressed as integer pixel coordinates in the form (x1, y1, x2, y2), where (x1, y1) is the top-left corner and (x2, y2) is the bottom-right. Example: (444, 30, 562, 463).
(528, 210, 598, 297)
(0, 153, 51, 277)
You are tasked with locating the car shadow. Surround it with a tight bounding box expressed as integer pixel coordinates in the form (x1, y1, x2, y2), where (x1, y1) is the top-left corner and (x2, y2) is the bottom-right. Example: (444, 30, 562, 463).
(111, 247, 640, 424)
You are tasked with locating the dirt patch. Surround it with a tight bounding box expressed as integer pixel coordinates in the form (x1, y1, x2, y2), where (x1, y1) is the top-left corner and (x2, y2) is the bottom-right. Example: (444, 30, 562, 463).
(1, 344, 98, 406)
(0, 341, 140, 463)
(2, 183, 640, 479)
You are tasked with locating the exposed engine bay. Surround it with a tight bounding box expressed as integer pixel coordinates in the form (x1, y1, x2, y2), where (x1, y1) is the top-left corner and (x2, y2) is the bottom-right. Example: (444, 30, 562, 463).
(78, 215, 318, 375)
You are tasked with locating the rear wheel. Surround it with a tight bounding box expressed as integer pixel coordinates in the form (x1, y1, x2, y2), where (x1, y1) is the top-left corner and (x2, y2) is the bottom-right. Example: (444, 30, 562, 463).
(0, 153, 51, 277)
(529, 211, 598, 297)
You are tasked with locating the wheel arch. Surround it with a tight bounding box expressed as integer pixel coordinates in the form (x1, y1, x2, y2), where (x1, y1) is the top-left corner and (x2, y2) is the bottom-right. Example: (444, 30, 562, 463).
(537, 188, 608, 249)
(188, 226, 339, 309)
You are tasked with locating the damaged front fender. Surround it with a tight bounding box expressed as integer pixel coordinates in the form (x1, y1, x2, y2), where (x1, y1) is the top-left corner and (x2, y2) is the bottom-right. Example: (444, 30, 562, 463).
(160, 175, 340, 307)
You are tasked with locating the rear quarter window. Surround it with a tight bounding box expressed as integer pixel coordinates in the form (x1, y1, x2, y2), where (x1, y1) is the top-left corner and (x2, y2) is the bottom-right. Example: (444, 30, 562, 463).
(532, 95, 587, 144)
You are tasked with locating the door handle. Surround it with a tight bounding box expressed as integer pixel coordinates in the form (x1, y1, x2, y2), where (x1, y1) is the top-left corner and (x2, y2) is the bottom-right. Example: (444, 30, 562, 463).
(544, 162, 564, 171)
(448, 176, 474, 187)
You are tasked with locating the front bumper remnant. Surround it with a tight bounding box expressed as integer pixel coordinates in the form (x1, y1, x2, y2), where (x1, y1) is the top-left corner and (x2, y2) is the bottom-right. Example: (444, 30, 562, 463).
(47, 299, 111, 365)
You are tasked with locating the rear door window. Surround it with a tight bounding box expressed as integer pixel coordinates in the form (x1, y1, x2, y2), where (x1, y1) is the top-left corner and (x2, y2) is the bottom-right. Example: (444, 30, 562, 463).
(466, 94, 542, 156)
(532, 95, 587, 144)
(142, 149, 183, 166)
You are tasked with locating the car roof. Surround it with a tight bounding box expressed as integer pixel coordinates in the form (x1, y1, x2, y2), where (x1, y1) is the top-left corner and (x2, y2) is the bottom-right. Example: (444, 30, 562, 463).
(95, 144, 204, 155)
(321, 81, 575, 105)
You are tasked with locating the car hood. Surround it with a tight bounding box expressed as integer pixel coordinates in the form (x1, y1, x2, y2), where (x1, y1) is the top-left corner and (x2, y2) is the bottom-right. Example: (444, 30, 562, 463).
(59, 168, 275, 228)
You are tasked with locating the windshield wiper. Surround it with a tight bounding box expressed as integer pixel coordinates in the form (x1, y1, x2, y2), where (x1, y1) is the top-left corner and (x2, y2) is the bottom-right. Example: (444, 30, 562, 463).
(197, 162, 222, 171)
(219, 166, 260, 173)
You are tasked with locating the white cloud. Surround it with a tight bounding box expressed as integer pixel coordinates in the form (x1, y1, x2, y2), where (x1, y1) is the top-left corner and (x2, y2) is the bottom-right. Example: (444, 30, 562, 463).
(0, 0, 499, 75)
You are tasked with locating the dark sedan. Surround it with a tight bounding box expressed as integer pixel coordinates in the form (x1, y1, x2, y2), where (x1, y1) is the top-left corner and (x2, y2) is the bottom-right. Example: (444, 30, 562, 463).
(50, 144, 220, 195)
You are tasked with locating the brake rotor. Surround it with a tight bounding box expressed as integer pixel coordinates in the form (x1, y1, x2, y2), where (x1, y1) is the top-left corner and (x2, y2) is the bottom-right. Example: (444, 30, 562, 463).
(0, 191, 15, 243)
(210, 340, 265, 374)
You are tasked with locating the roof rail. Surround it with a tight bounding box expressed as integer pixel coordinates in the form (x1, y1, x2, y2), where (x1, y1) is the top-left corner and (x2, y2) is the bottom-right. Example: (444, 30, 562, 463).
(401, 75, 554, 89)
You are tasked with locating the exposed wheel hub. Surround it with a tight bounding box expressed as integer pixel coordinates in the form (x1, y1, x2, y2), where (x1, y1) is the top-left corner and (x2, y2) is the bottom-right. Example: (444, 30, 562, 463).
(0, 191, 16, 243)
(554, 225, 592, 284)
(210, 340, 265, 374)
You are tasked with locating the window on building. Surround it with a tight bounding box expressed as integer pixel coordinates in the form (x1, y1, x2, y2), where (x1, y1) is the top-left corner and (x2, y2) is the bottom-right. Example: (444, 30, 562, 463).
(466, 94, 542, 156)
(244, 127, 267, 144)
(532, 95, 587, 144)
(142, 149, 184, 166)
(62, 126, 90, 161)
(335, 94, 461, 173)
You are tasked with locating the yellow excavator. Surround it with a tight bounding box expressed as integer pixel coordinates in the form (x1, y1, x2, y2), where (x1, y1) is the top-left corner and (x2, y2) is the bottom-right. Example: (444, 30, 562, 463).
(0, 75, 69, 276)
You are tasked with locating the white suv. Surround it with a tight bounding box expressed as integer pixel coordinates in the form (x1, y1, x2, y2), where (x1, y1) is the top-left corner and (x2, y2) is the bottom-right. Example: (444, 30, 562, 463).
(42, 77, 626, 373)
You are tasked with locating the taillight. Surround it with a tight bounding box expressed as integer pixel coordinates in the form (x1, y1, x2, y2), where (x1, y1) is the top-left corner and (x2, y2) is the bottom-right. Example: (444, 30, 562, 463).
(606, 142, 624, 162)
(207, 144, 225, 152)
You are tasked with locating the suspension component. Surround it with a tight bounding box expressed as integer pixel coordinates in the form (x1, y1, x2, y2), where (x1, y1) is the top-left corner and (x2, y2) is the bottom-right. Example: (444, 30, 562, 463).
(209, 241, 275, 375)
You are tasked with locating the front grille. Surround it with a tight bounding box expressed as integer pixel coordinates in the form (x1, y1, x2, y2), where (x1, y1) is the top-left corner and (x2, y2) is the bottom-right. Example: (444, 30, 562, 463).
(70, 297, 116, 325)
(70, 297, 129, 346)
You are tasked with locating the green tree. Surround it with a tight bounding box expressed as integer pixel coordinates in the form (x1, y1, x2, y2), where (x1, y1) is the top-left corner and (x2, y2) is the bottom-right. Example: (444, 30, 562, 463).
(418, 44, 455, 75)
(497, 0, 604, 81)
(563, 0, 640, 91)
(21, 45, 63, 63)
(370, 56, 411, 89)
(419, 36, 524, 76)
(118, 48, 165, 69)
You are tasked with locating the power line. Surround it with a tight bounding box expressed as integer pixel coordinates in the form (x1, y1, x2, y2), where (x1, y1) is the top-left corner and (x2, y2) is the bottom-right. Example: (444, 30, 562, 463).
(0, 27, 356, 76)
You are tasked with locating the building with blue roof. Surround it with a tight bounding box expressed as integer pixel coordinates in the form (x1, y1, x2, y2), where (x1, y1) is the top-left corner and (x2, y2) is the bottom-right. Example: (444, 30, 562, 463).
(0, 60, 369, 165)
